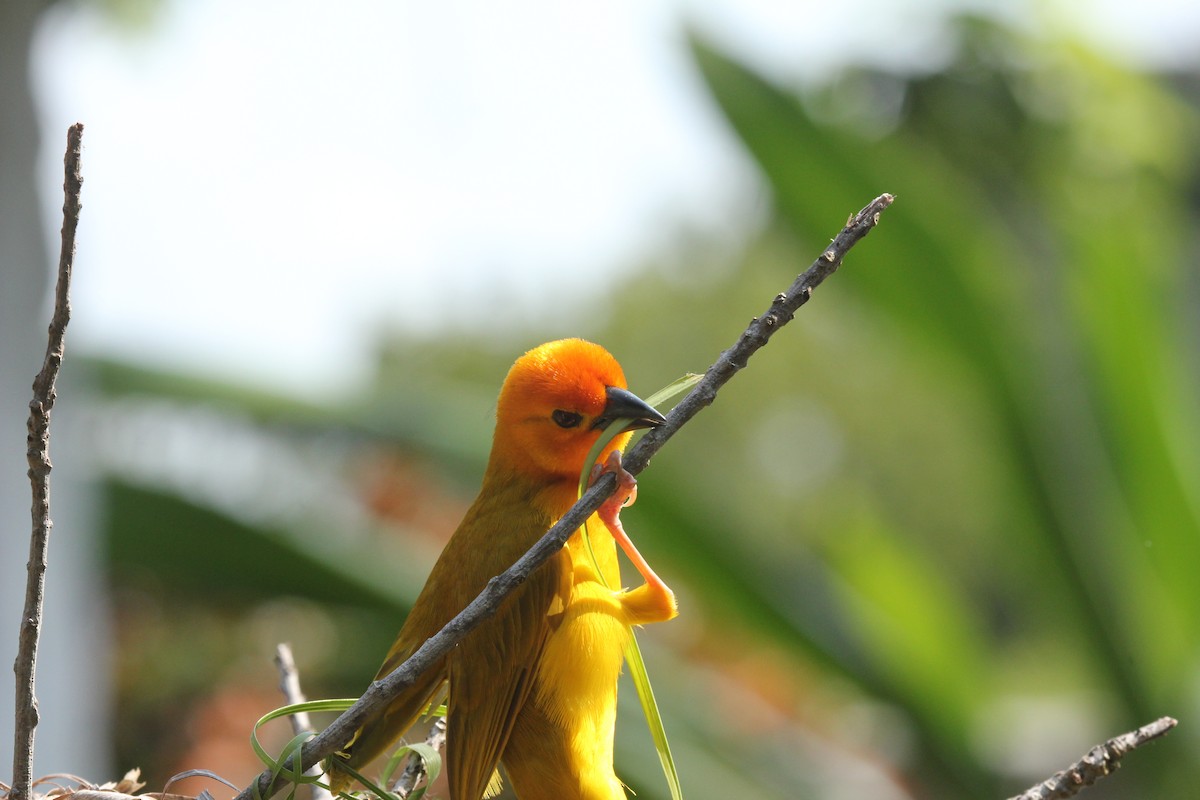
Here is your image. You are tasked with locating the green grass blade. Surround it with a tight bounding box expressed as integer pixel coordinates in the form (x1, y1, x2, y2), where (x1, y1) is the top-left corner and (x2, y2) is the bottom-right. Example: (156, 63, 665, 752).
(644, 373, 702, 409)
(254, 698, 359, 730)
(625, 635, 684, 800)
(572, 374, 696, 800)
(250, 699, 381, 800)
(379, 741, 443, 791)
(579, 421, 634, 584)
(251, 698, 357, 773)
(578, 371, 701, 501)
(325, 759, 398, 800)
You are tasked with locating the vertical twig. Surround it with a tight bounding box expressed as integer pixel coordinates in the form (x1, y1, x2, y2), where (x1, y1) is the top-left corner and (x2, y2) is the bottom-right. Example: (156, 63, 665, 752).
(10, 122, 83, 800)
(274, 644, 316, 736)
(391, 717, 446, 799)
(273, 645, 332, 800)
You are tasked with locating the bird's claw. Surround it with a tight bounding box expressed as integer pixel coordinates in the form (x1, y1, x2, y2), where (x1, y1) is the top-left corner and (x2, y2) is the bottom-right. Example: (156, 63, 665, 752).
(591, 450, 637, 517)
(588, 451, 677, 624)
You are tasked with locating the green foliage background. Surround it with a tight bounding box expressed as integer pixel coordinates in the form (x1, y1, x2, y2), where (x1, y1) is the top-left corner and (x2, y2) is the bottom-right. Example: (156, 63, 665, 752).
(93, 17, 1199, 799)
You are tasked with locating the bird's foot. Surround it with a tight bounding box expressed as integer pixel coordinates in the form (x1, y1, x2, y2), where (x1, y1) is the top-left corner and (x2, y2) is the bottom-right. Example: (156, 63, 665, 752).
(589, 450, 677, 624)
(591, 449, 638, 517)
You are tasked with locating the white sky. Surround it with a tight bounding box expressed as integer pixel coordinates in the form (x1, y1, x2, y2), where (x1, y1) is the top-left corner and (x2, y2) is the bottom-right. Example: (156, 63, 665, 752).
(30, 0, 1200, 401)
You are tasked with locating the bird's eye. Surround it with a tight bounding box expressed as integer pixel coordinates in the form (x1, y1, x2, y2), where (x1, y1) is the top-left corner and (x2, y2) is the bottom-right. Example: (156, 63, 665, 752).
(552, 409, 583, 429)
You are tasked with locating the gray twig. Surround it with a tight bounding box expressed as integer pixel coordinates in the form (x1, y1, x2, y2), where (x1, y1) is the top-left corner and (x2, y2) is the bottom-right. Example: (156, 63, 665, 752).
(1007, 717, 1177, 800)
(232, 193, 895, 800)
(272, 644, 332, 800)
(10, 122, 84, 800)
(391, 717, 446, 799)
(274, 644, 315, 736)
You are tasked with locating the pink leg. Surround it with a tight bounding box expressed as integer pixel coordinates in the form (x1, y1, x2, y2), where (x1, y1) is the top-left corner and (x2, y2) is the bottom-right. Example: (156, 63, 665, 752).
(592, 452, 676, 624)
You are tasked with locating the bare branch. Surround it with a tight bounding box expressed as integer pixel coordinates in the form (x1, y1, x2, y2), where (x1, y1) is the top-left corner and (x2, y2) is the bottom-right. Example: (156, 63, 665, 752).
(272, 645, 331, 800)
(10, 122, 84, 800)
(274, 644, 315, 736)
(232, 193, 895, 800)
(1007, 717, 1177, 800)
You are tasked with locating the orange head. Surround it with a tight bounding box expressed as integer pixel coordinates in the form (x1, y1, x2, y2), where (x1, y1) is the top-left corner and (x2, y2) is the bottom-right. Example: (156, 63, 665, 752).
(488, 339, 664, 485)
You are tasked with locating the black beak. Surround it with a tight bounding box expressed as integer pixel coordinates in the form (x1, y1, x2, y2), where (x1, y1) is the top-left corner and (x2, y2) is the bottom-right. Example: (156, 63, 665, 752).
(592, 386, 667, 431)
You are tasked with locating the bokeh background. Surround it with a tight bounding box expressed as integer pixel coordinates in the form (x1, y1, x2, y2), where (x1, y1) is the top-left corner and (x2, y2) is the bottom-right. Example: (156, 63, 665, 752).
(3, 1, 1200, 798)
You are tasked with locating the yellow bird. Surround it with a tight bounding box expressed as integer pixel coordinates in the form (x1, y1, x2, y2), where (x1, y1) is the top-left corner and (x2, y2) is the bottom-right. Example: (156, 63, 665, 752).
(329, 339, 678, 799)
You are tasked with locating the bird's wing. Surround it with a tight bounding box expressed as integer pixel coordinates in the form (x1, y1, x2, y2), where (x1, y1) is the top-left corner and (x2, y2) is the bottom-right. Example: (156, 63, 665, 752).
(333, 477, 571, 797)
(442, 489, 572, 800)
(447, 546, 569, 799)
(330, 483, 539, 784)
